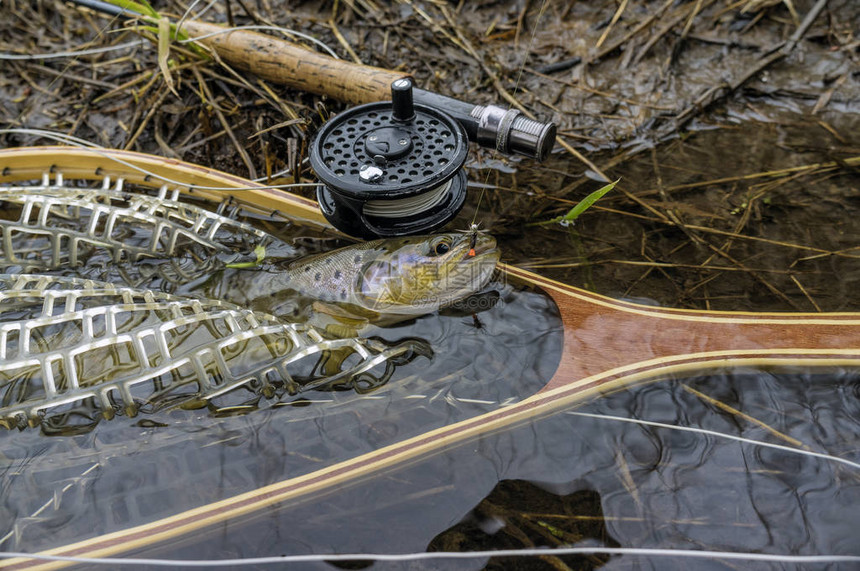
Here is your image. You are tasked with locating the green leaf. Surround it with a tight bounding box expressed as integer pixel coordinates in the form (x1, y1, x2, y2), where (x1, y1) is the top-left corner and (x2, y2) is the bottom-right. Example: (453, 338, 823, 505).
(254, 244, 266, 262)
(226, 244, 267, 269)
(530, 178, 619, 227)
(558, 178, 619, 226)
(103, 0, 159, 18)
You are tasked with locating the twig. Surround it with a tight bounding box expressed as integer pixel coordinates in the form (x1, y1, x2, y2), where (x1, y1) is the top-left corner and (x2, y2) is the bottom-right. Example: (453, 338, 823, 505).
(590, 164, 804, 309)
(153, 108, 181, 158)
(328, 17, 363, 64)
(789, 274, 822, 312)
(533, 56, 581, 74)
(681, 385, 806, 448)
(670, 0, 705, 66)
(522, 259, 808, 275)
(525, 67, 676, 110)
(123, 83, 171, 150)
(589, 0, 674, 63)
(703, 242, 803, 309)
(514, 0, 530, 47)
(595, 0, 629, 50)
(556, 136, 611, 182)
(812, 72, 848, 114)
(23, 62, 117, 89)
(631, 0, 716, 67)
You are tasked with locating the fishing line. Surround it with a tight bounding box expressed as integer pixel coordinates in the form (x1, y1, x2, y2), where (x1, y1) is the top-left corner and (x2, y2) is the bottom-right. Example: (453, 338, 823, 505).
(176, 0, 206, 35)
(362, 180, 454, 218)
(176, 25, 341, 59)
(0, 40, 146, 60)
(471, 0, 550, 227)
(566, 411, 860, 471)
(189, 0, 219, 22)
(301, 390, 860, 474)
(0, 463, 100, 548)
(1, 547, 857, 566)
(293, 390, 859, 472)
(2, 128, 106, 149)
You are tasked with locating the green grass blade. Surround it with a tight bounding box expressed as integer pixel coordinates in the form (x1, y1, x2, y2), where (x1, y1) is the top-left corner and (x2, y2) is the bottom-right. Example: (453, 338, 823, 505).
(528, 179, 620, 227)
(559, 178, 619, 225)
(103, 0, 159, 18)
(226, 244, 268, 269)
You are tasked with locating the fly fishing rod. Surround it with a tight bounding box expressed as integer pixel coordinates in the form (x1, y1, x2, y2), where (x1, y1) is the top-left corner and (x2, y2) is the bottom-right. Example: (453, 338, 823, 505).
(67, 0, 557, 238)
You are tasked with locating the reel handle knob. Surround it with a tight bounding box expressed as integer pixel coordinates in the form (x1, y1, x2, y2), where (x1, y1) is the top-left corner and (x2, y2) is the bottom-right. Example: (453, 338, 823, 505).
(391, 78, 415, 122)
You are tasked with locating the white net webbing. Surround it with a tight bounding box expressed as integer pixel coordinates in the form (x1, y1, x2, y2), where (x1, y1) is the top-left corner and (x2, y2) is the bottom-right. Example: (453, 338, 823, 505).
(0, 173, 269, 270)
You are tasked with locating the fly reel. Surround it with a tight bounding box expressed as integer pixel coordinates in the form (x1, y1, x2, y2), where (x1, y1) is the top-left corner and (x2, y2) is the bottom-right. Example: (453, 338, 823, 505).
(310, 78, 469, 239)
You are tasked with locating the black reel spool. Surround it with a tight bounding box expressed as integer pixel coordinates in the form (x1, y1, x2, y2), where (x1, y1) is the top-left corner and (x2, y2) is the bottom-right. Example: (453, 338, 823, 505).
(310, 78, 469, 239)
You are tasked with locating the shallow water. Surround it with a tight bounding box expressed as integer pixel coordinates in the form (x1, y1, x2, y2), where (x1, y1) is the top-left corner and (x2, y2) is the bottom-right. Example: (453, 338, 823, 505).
(2, 116, 859, 567)
(0, 262, 564, 553)
(135, 370, 860, 571)
(124, 371, 860, 569)
(1, 0, 859, 565)
(452, 113, 860, 313)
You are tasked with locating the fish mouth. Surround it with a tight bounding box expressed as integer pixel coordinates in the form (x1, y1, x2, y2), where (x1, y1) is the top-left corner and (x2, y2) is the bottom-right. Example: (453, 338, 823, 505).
(464, 235, 498, 259)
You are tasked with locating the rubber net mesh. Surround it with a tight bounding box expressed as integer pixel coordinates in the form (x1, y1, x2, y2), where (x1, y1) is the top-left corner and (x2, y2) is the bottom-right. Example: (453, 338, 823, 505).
(0, 172, 269, 270)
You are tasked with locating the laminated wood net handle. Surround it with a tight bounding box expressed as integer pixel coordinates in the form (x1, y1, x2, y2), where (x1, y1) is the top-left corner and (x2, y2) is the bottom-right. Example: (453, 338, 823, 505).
(181, 21, 405, 105)
(1, 147, 859, 569)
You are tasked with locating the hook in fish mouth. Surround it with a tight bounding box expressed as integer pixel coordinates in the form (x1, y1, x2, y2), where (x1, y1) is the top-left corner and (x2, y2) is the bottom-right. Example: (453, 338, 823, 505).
(455, 222, 492, 259)
(466, 233, 496, 260)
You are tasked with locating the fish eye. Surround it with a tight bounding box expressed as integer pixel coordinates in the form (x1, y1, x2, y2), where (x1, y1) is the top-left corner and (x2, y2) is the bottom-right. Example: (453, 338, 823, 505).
(433, 240, 451, 255)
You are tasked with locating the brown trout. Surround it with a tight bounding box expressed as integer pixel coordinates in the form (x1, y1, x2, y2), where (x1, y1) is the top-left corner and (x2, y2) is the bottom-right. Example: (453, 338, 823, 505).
(245, 232, 500, 329)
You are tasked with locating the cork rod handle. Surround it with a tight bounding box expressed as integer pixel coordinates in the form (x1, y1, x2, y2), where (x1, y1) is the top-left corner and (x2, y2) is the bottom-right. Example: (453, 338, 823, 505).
(181, 21, 407, 105)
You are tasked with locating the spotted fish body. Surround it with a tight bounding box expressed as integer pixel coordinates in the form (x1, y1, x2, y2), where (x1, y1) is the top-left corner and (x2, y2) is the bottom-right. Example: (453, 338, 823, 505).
(267, 232, 499, 322)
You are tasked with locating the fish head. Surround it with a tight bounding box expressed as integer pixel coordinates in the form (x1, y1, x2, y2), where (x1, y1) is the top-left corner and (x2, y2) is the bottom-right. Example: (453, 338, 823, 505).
(355, 232, 500, 316)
